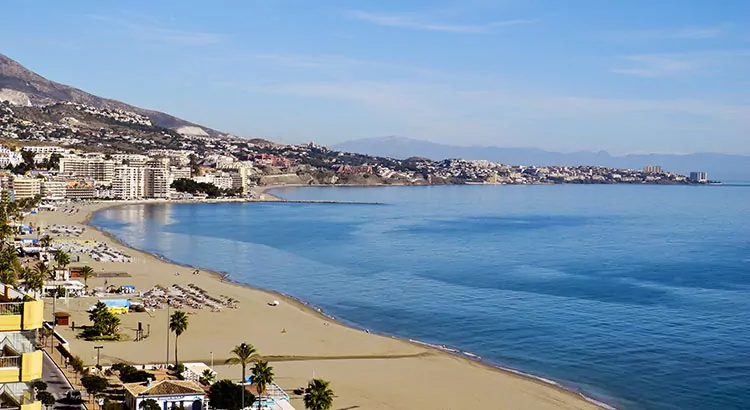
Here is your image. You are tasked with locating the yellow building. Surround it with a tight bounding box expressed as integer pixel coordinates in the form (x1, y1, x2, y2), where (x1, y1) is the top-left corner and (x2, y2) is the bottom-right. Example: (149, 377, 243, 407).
(0, 283, 43, 410)
(11, 177, 41, 200)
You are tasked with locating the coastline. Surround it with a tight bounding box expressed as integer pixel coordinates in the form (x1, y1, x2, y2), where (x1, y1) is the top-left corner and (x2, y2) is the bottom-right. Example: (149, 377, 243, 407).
(35, 198, 615, 410)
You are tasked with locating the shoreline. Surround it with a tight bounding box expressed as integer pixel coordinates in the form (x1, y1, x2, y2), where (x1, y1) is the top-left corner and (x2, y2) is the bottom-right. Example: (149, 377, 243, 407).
(79, 198, 618, 410)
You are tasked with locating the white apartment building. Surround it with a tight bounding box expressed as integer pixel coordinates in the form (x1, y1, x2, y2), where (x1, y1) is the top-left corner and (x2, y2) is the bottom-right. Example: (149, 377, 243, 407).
(113, 165, 146, 199)
(22, 146, 68, 154)
(0, 147, 22, 167)
(59, 157, 116, 183)
(193, 173, 233, 190)
(170, 167, 191, 181)
(12, 176, 41, 199)
(111, 154, 149, 166)
(41, 180, 67, 199)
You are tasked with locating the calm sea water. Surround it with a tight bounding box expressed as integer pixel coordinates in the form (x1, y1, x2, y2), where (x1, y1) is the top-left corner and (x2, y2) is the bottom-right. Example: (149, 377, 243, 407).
(90, 185, 750, 410)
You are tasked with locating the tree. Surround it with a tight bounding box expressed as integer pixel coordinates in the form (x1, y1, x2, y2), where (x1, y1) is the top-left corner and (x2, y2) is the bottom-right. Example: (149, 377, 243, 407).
(139, 398, 161, 410)
(80, 265, 94, 288)
(54, 249, 70, 270)
(251, 360, 274, 410)
(46, 153, 62, 170)
(25, 272, 44, 298)
(40, 327, 54, 349)
(86, 301, 121, 339)
(112, 363, 154, 383)
(31, 379, 48, 392)
(226, 342, 257, 410)
(304, 379, 334, 410)
(207, 380, 255, 410)
(70, 355, 85, 383)
(33, 261, 49, 280)
(169, 310, 189, 366)
(39, 234, 52, 251)
(81, 374, 108, 403)
(36, 390, 56, 409)
(199, 368, 216, 385)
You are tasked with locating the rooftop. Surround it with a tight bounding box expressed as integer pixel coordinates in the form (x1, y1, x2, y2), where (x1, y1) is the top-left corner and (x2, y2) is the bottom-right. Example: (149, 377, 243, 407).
(123, 380, 205, 397)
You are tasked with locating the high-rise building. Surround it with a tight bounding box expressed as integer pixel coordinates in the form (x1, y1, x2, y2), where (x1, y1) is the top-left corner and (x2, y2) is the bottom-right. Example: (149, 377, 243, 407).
(643, 165, 663, 174)
(59, 157, 116, 183)
(113, 165, 146, 199)
(689, 172, 708, 183)
(11, 177, 41, 199)
(0, 282, 44, 410)
(145, 167, 170, 198)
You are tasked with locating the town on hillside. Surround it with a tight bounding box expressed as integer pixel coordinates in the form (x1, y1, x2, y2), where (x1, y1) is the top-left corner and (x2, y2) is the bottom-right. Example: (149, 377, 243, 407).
(0, 100, 710, 201)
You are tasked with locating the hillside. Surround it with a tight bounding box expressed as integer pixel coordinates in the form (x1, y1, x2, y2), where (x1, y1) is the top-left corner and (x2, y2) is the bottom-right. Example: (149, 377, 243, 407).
(0, 53, 221, 137)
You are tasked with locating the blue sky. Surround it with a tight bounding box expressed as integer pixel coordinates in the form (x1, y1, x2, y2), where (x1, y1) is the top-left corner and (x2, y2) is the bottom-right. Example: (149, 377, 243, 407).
(2, 0, 749, 154)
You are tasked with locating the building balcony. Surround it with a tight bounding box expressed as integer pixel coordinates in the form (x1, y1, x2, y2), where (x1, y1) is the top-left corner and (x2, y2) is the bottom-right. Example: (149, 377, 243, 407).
(0, 351, 42, 383)
(0, 302, 43, 332)
(0, 383, 41, 410)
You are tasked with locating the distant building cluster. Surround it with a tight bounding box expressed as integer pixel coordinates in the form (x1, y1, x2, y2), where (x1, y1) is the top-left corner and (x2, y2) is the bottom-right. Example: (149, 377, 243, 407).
(0, 99, 714, 198)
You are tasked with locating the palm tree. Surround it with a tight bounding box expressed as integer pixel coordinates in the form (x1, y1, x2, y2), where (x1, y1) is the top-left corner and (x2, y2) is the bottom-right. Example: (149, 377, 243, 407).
(16, 265, 32, 282)
(225, 342, 257, 410)
(0, 223, 13, 243)
(33, 261, 50, 280)
(53, 250, 70, 270)
(39, 235, 52, 252)
(304, 379, 334, 410)
(169, 310, 189, 366)
(251, 360, 274, 410)
(199, 368, 216, 385)
(25, 272, 44, 298)
(79, 265, 94, 288)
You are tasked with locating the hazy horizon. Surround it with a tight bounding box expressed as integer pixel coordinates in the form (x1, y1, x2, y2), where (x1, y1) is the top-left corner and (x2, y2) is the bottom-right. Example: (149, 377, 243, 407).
(2, 0, 749, 155)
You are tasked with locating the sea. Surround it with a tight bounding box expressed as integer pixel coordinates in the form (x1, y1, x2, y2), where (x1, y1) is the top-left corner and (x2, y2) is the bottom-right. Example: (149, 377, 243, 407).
(90, 184, 750, 410)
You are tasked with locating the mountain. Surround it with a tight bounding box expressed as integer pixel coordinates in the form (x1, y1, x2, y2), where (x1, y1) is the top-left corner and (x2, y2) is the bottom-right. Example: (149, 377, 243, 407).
(0, 53, 220, 137)
(333, 137, 750, 181)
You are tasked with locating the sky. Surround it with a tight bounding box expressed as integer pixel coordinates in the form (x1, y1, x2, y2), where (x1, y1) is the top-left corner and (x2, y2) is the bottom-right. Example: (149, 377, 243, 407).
(1, 0, 749, 155)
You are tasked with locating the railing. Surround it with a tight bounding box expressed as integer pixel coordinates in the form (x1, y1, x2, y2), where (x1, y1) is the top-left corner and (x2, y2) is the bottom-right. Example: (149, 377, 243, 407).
(0, 356, 21, 368)
(0, 382, 35, 407)
(0, 303, 22, 316)
(0, 334, 35, 355)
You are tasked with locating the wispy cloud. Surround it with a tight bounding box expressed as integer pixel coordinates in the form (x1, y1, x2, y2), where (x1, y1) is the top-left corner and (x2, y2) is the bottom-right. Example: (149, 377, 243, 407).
(87, 14, 222, 46)
(611, 50, 750, 78)
(611, 54, 704, 77)
(253, 80, 750, 123)
(348, 10, 535, 33)
(609, 24, 731, 41)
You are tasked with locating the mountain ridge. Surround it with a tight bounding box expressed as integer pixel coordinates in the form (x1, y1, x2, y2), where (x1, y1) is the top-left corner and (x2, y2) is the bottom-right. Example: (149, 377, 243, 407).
(0, 53, 221, 137)
(333, 136, 750, 181)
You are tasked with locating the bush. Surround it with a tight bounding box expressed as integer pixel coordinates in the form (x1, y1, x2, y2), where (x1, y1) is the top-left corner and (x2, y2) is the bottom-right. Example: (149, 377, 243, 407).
(208, 380, 255, 410)
(172, 363, 186, 375)
(113, 363, 155, 383)
(132, 305, 146, 313)
(36, 391, 56, 407)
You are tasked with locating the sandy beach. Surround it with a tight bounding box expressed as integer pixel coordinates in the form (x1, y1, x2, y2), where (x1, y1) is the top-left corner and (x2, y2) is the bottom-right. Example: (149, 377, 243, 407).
(29, 201, 607, 410)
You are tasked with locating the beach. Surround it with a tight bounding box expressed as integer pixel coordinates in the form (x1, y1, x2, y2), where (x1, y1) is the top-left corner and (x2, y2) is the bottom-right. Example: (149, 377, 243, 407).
(29, 201, 607, 410)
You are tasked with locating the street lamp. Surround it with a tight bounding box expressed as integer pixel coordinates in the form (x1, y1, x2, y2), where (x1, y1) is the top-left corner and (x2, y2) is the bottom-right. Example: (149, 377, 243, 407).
(210, 351, 214, 369)
(94, 345, 103, 367)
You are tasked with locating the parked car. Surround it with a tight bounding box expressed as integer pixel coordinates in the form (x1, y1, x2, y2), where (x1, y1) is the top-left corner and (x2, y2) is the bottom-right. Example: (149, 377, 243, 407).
(66, 390, 82, 401)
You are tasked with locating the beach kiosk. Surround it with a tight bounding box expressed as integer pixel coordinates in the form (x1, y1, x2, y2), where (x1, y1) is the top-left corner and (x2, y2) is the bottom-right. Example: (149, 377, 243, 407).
(54, 312, 71, 326)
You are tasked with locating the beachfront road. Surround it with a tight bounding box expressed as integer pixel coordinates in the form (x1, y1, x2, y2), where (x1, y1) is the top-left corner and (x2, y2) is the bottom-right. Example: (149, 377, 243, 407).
(42, 351, 83, 409)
